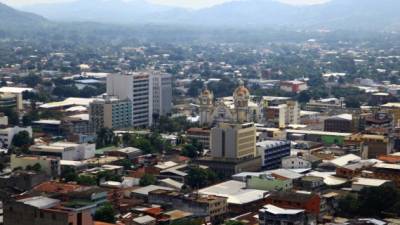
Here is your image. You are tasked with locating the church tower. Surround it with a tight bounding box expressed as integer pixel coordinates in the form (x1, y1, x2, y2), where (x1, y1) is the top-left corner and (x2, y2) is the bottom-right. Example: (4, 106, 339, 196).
(233, 80, 250, 123)
(199, 84, 214, 127)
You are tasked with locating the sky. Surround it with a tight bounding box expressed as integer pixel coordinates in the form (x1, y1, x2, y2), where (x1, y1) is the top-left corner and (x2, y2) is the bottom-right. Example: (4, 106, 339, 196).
(2, 0, 330, 8)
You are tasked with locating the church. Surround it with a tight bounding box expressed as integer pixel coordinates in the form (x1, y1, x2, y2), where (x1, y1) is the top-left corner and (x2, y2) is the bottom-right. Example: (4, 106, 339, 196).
(199, 80, 261, 127)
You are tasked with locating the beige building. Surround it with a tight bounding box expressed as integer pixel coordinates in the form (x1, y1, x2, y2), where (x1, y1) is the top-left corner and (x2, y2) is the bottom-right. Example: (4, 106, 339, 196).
(89, 95, 132, 132)
(211, 122, 257, 160)
(11, 155, 60, 177)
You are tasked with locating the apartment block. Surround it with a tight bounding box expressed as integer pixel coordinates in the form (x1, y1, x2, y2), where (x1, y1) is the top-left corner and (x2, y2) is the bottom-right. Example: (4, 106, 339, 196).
(89, 95, 132, 132)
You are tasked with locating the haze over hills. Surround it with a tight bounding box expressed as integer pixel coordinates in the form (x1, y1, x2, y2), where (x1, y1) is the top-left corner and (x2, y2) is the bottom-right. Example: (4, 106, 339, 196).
(3, 0, 400, 31)
(0, 2, 46, 28)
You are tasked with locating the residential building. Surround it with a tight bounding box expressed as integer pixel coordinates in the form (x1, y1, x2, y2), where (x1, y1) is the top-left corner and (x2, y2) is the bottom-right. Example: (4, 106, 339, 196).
(89, 95, 132, 132)
(259, 204, 307, 225)
(0, 126, 32, 148)
(10, 155, 61, 177)
(257, 140, 291, 169)
(265, 191, 321, 216)
(263, 100, 300, 128)
(198, 180, 267, 215)
(30, 142, 95, 160)
(4, 196, 94, 225)
(368, 163, 400, 187)
(148, 189, 227, 223)
(282, 155, 318, 170)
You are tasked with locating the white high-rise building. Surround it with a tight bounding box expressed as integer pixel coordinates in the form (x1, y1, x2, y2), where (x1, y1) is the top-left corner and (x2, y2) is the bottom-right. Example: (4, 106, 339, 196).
(107, 70, 172, 128)
(152, 72, 172, 116)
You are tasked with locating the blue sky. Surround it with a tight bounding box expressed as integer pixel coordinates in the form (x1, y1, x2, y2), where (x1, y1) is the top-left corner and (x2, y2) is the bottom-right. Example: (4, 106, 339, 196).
(2, 0, 330, 8)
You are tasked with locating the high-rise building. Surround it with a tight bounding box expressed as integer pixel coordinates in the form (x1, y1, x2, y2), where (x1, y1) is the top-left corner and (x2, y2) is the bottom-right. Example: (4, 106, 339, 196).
(107, 70, 172, 128)
(211, 122, 257, 160)
(152, 72, 172, 116)
(89, 95, 132, 132)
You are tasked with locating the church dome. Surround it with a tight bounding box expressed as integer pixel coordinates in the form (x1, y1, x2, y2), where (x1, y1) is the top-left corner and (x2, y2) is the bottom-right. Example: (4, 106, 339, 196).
(234, 80, 250, 98)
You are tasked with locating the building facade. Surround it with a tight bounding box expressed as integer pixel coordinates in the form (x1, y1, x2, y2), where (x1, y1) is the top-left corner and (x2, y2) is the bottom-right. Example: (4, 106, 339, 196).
(107, 70, 172, 128)
(257, 140, 291, 170)
(89, 95, 132, 132)
(211, 123, 257, 160)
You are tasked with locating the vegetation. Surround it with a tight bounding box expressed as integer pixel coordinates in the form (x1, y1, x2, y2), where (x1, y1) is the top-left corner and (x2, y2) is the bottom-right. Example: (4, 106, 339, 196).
(186, 167, 218, 189)
(170, 219, 203, 225)
(139, 174, 157, 186)
(96, 128, 117, 149)
(94, 203, 116, 223)
(181, 139, 203, 159)
(76, 175, 97, 186)
(337, 186, 400, 218)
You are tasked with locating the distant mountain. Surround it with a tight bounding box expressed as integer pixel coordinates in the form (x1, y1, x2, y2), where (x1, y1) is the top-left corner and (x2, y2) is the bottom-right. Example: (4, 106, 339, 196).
(21, 0, 177, 24)
(21, 0, 400, 31)
(0, 2, 46, 28)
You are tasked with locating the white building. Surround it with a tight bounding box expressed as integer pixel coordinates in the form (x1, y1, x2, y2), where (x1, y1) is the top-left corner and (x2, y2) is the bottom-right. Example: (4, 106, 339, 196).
(30, 142, 95, 160)
(152, 72, 172, 116)
(0, 126, 32, 148)
(281, 155, 312, 169)
(107, 71, 172, 128)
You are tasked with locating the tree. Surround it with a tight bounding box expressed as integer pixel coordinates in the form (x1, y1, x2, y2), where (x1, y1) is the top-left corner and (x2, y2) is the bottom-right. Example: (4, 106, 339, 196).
(21, 74, 41, 88)
(139, 174, 156, 186)
(187, 79, 204, 97)
(94, 203, 115, 223)
(11, 131, 33, 149)
(337, 186, 400, 218)
(181, 139, 203, 159)
(31, 163, 42, 172)
(61, 167, 78, 182)
(1, 107, 19, 125)
(77, 175, 97, 186)
(96, 128, 116, 149)
(187, 167, 217, 189)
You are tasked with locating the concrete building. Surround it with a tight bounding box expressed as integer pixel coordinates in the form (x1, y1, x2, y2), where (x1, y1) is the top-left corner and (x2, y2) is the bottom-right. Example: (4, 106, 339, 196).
(107, 71, 172, 128)
(280, 80, 308, 93)
(263, 100, 300, 128)
(259, 204, 307, 225)
(0, 93, 18, 109)
(30, 142, 95, 161)
(0, 126, 32, 148)
(186, 127, 211, 149)
(4, 196, 94, 225)
(10, 155, 60, 177)
(148, 189, 227, 223)
(324, 114, 355, 133)
(195, 123, 260, 177)
(211, 123, 257, 160)
(151, 72, 172, 116)
(89, 95, 132, 132)
(0, 87, 33, 111)
(245, 174, 293, 191)
(257, 140, 291, 169)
